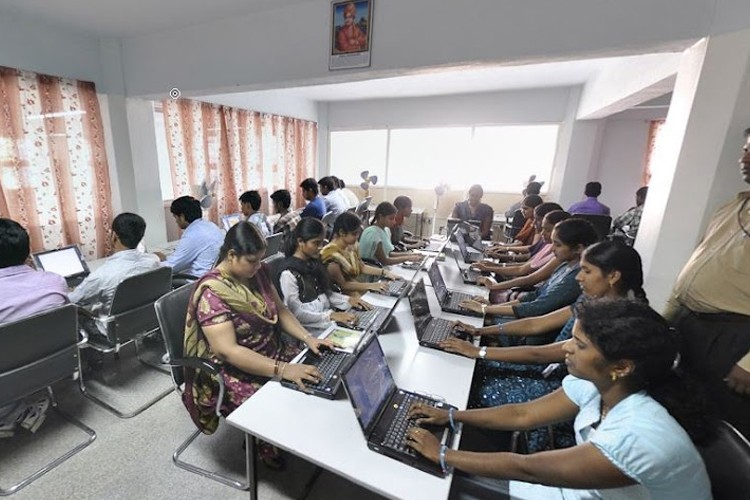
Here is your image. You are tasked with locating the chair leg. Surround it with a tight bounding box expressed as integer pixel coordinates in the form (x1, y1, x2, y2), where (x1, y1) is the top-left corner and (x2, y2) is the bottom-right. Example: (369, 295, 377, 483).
(172, 430, 256, 493)
(134, 336, 171, 375)
(0, 390, 96, 497)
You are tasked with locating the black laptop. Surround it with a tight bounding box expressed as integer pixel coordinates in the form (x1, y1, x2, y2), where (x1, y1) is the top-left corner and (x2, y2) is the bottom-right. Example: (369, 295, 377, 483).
(341, 336, 458, 477)
(346, 278, 411, 333)
(450, 248, 482, 284)
(420, 224, 459, 253)
(458, 221, 489, 252)
(32, 245, 90, 287)
(408, 279, 473, 351)
(427, 261, 483, 318)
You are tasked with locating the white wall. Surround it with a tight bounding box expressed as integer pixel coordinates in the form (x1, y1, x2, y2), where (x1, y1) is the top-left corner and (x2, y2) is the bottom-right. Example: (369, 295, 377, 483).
(199, 92, 319, 122)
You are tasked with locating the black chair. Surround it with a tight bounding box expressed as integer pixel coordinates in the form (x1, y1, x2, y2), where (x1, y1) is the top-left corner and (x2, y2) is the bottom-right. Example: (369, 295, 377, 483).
(503, 209, 526, 242)
(570, 213, 612, 241)
(699, 420, 750, 500)
(262, 252, 286, 296)
(154, 284, 256, 494)
(0, 305, 96, 496)
(78, 266, 175, 418)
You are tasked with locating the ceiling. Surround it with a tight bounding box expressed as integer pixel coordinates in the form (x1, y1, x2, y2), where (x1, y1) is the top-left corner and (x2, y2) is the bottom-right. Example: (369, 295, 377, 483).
(0, 0, 308, 37)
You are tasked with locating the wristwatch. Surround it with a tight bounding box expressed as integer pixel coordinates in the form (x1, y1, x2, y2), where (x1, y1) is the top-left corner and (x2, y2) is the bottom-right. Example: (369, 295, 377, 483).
(478, 346, 487, 359)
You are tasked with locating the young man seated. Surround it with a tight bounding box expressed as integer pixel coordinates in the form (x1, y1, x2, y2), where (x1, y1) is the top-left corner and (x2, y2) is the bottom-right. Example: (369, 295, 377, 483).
(299, 178, 327, 220)
(239, 190, 272, 237)
(270, 189, 301, 234)
(156, 196, 223, 278)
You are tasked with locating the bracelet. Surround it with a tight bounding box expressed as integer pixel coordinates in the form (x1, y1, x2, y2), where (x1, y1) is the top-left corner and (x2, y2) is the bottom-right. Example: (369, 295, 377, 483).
(273, 359, 281, 378)
(448, 408, 456, 432)
(380, 268, 385, 277)
(439, 444, 452, 475)
(481, 304, 487, 315)
(279, 362, 288, 380)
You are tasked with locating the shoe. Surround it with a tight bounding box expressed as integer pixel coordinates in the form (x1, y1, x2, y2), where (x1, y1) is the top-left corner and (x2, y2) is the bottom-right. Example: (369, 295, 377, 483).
(19, 397, 50, 433)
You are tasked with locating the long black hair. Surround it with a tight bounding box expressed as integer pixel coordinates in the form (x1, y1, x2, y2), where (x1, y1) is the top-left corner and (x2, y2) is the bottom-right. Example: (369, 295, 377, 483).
(582, 241, 647, 302)
(554, 218, 599, 248)
(576, 299, 714, 444)
(370, 201, 397, 226)
(280, 217, 331, 295)
(331, 211, 362, 239)
(283, 218, 326, 258)
(219, 221, 266, 262)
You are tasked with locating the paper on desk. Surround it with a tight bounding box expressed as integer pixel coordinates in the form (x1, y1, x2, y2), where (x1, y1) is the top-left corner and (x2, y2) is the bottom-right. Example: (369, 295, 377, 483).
(325, 327, 365, 353)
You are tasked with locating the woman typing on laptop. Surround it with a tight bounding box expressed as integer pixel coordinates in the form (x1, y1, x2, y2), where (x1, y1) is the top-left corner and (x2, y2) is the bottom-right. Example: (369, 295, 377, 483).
(407, 299, 713, 500)
(359, 202, 418, 266)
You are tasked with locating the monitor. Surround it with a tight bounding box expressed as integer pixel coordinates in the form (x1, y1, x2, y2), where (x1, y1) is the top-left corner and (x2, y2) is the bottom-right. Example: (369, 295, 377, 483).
(427, 261, 448, 303)
(32, 245, 89, 279)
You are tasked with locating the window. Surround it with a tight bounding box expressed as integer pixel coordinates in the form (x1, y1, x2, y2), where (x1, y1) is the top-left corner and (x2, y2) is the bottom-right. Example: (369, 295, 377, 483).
(329, 125, 558, 192)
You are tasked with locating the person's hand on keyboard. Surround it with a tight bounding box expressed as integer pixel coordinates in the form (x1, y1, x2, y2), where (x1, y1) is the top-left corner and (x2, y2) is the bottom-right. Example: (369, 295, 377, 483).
(369, 281, 390, 294)
(476, 276, 496, 288)
(348, 296, 373, 310)
(405, 426, 441, 463)
(471, 295, 489, 304)
(408, 402, 448, 426)
(282, 363, 323, 392)
(382, 269, 401, 281)
(453, 321, 479, 336)
(303, 334, 337, 356)
(331, 311, 358, 328)
(440, 337, 480, 358)
(458, 299, 483, 314)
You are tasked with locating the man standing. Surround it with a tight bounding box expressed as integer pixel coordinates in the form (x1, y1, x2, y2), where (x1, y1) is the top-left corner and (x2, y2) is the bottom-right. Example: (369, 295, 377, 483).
(299, 178, 327, 219)
(568, 181, 611, 216)
(664, 128, 750, 438)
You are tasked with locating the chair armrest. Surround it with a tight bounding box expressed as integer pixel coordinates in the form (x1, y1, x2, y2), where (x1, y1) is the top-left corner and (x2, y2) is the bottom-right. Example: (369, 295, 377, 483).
(78, 328, 90, 348)
(171, 357, 226, 417)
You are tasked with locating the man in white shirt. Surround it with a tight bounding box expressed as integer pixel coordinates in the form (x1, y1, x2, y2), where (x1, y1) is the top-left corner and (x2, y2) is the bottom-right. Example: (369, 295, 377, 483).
(335, 176, 359, 209)
(318, 176, 349, 216)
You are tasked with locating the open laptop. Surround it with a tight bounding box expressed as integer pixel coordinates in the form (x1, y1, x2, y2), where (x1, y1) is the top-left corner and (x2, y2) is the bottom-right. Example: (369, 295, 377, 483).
(264, 233, 283, 258)
(459, 221, 489, 252)
(450, 247, 482, 284)
(32, 245, 90, 287)
(455, 230, 483, 264)
(348, 278, 411, 332)
(408, 279, 473, 351)
(221, 213, 243, 231)
(421, 224, 459, 253)
(341, 336, 457, 477)
(427, 261, 484, 317)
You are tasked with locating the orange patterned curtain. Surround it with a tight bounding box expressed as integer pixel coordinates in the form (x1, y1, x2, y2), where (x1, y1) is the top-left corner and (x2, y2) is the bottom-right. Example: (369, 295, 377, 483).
(0, 66, 112, 258)
(642, 119, 665, 186)
(162, 99, 317, 222)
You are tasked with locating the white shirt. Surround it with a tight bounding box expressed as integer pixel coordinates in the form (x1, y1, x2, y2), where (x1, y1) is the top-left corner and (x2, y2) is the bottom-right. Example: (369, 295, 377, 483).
(279, 269, 351, 331)
(323, 190, 349, 216)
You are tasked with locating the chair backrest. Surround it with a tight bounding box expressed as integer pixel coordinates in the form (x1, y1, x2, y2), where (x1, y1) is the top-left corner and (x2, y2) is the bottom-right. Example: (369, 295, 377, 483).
(505, 209, 526, 241)
(262, 252, 287, 295)
(264, 233, 284, 258)
(154, 283, 195, 386)
(699, 420, 750, 500)
(354, 196, 372, 217)
(570, 214, 612, 242)
(0, 304, 79, 405)
(103, 266, 173, 344)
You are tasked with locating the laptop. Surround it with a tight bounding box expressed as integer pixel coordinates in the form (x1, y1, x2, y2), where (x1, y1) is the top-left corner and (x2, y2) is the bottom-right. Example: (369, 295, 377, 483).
(348, 278, 411, 333)
(455, 231, 483, 264)
(427, 261, 484, 318)
(221, 213, 243, 231)
(264, 233, 283, 258)
(400, 253, 428, 271)
(341, 336, 458, 477)
(459, 221, 489, 252)
(450, 248, 482, 284)
(408, 279, 473, 351)
(421, 224, 460, 253)
(32, 245, 90, 287)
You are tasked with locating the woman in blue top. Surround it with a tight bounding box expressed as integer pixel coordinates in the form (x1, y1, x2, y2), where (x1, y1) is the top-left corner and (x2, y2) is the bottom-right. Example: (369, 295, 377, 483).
(408, 299, 713, 500)
(447, 241, 648, 451)
(459, 218, 599, 321)
(358, 202, 416, 266)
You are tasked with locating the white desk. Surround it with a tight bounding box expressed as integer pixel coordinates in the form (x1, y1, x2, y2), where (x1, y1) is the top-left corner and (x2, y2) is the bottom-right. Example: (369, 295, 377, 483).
(227, 265, 485, 500)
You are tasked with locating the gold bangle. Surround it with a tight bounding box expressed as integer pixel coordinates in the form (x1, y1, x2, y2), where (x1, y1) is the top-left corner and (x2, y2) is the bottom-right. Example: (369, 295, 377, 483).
(279, 362, 288, 380)
(273, 359, 280, 378)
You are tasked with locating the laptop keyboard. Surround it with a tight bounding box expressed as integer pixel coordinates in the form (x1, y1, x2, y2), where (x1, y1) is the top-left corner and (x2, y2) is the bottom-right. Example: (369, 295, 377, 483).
(305, 351, 349, 391)
(463, 268, 481, 282)
(382, 391, 433, 456)
(446, 291, 473, 310)
(387, 280, 406, 295)
(352, 308, 382, 330)
(423, 318, 455, 344)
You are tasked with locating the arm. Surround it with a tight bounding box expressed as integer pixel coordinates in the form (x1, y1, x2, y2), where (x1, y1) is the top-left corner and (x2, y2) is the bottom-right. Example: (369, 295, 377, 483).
(279, 271, 334, 326)
(68, 272, 102, 306)
(455, 306, 572, 339)
(268, 278, 334, 355)
(374, 242, 412, 265)
(164, 238, 197, 274)
(512, 272, 581, 318)
(327, 261, 385, 294)
(489, 258, 559, 291)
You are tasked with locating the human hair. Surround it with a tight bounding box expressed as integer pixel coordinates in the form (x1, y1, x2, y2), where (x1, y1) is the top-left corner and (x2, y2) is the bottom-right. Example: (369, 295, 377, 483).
(468, 184, 484, 197)
(218, 221, 267, 262)
(112, 213, 147, 249)
(284, 217, 325, 258)
(582, 241, 647, 301)
(553, 218, 599, 247)
(635, 186, 648, 206)
(393, 196, 412, 211)
(534, 202, 563, 220)
(0, 218, 30, 268)
(170, 196, 202, 223)
(526, 181, 543, 195)
(239, 190, 262, 211)
(318, 176, 336, 192)
(521, 194, 543, 209)
(339, 179, 346, 189)
(300, 178, 319, 195)
(332, 211, 362, 238)
(371, 201, 397, 225)
(544, 210, 571, 226)
(270, 189, 292, 210)
(576, 299, 714, 444)
(329, 175, 340, 189)
(584, 181, 602, 197)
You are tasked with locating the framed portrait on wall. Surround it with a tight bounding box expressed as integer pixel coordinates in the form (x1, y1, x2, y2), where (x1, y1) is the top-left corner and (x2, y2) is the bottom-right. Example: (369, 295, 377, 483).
(329, 0, 373, 70)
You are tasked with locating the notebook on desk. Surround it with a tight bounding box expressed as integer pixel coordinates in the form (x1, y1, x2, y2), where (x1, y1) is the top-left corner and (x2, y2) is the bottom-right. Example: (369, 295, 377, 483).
(341, 335, 457, 477)
(32, 245, 90, 287)
(427, 261, 484, 318)
(408, 279, 472, 352)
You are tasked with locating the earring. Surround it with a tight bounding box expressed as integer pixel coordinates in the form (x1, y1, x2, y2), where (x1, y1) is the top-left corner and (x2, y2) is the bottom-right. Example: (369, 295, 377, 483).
(610, 372, 618, 382)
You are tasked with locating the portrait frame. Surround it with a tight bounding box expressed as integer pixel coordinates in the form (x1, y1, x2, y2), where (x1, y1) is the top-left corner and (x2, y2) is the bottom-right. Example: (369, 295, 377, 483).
(329, 0, 373, 70)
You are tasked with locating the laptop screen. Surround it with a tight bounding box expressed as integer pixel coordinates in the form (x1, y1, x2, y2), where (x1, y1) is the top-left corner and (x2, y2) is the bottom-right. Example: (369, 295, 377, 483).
(343, 337, 396, 433)
(33, 246, 87, 278)
(428, 261, 448, 303)
(408, 279, 433, 332)
(455, 231, 470, 260)
(221, 213, 243, 231)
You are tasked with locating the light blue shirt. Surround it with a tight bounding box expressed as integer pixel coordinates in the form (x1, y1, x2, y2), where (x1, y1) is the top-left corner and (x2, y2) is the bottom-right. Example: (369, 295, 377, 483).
(323, 190, 349, 216)
(70, 249, 160, 313)
(359, 225, 394, 261)
(163, 218, 224, 277)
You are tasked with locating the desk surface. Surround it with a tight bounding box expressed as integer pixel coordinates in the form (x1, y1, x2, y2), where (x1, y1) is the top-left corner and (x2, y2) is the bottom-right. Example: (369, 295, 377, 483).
(227, 263, 485, 500)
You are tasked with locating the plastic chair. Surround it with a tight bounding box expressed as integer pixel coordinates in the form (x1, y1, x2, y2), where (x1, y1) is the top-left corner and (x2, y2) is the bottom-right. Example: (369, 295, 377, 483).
(78, 266, 174, 418)
(0, 304, 96, 496)
(154, 284, 256, 495)
(699, 420, 750, 500)
(570, 214, 611, 242)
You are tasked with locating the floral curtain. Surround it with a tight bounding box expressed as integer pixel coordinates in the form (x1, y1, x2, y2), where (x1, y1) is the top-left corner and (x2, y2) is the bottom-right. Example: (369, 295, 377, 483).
(162, 99, 317, 222)
(0, 66, 112, 259)
(642, 119, 666, 186)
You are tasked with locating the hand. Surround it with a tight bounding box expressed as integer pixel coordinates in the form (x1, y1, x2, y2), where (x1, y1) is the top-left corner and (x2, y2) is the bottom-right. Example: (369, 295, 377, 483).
(459, 300, 483, 313)
(282, 363, 323, 392)
(440, 337, 480, 358)
(725, 364, 750, 396)
(348, 296, 372, 310)
(471, 296, 489, 305)
(473, 262, 492, 272)
(406, 426, 441, 463)
(154, 251, 166, 262)
(384, 270, 401, 281)
(371, 281, 390, 294)
(408, 403, 449, 426)
(303, 335, 336, 356)
(452, 321, 478, 335)
(331, 311, 358, 327)
(476, 276, 497, 288)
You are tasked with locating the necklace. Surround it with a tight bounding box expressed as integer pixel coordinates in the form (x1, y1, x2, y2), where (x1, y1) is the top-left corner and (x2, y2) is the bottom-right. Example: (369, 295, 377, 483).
(739, 197, 750, 238)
